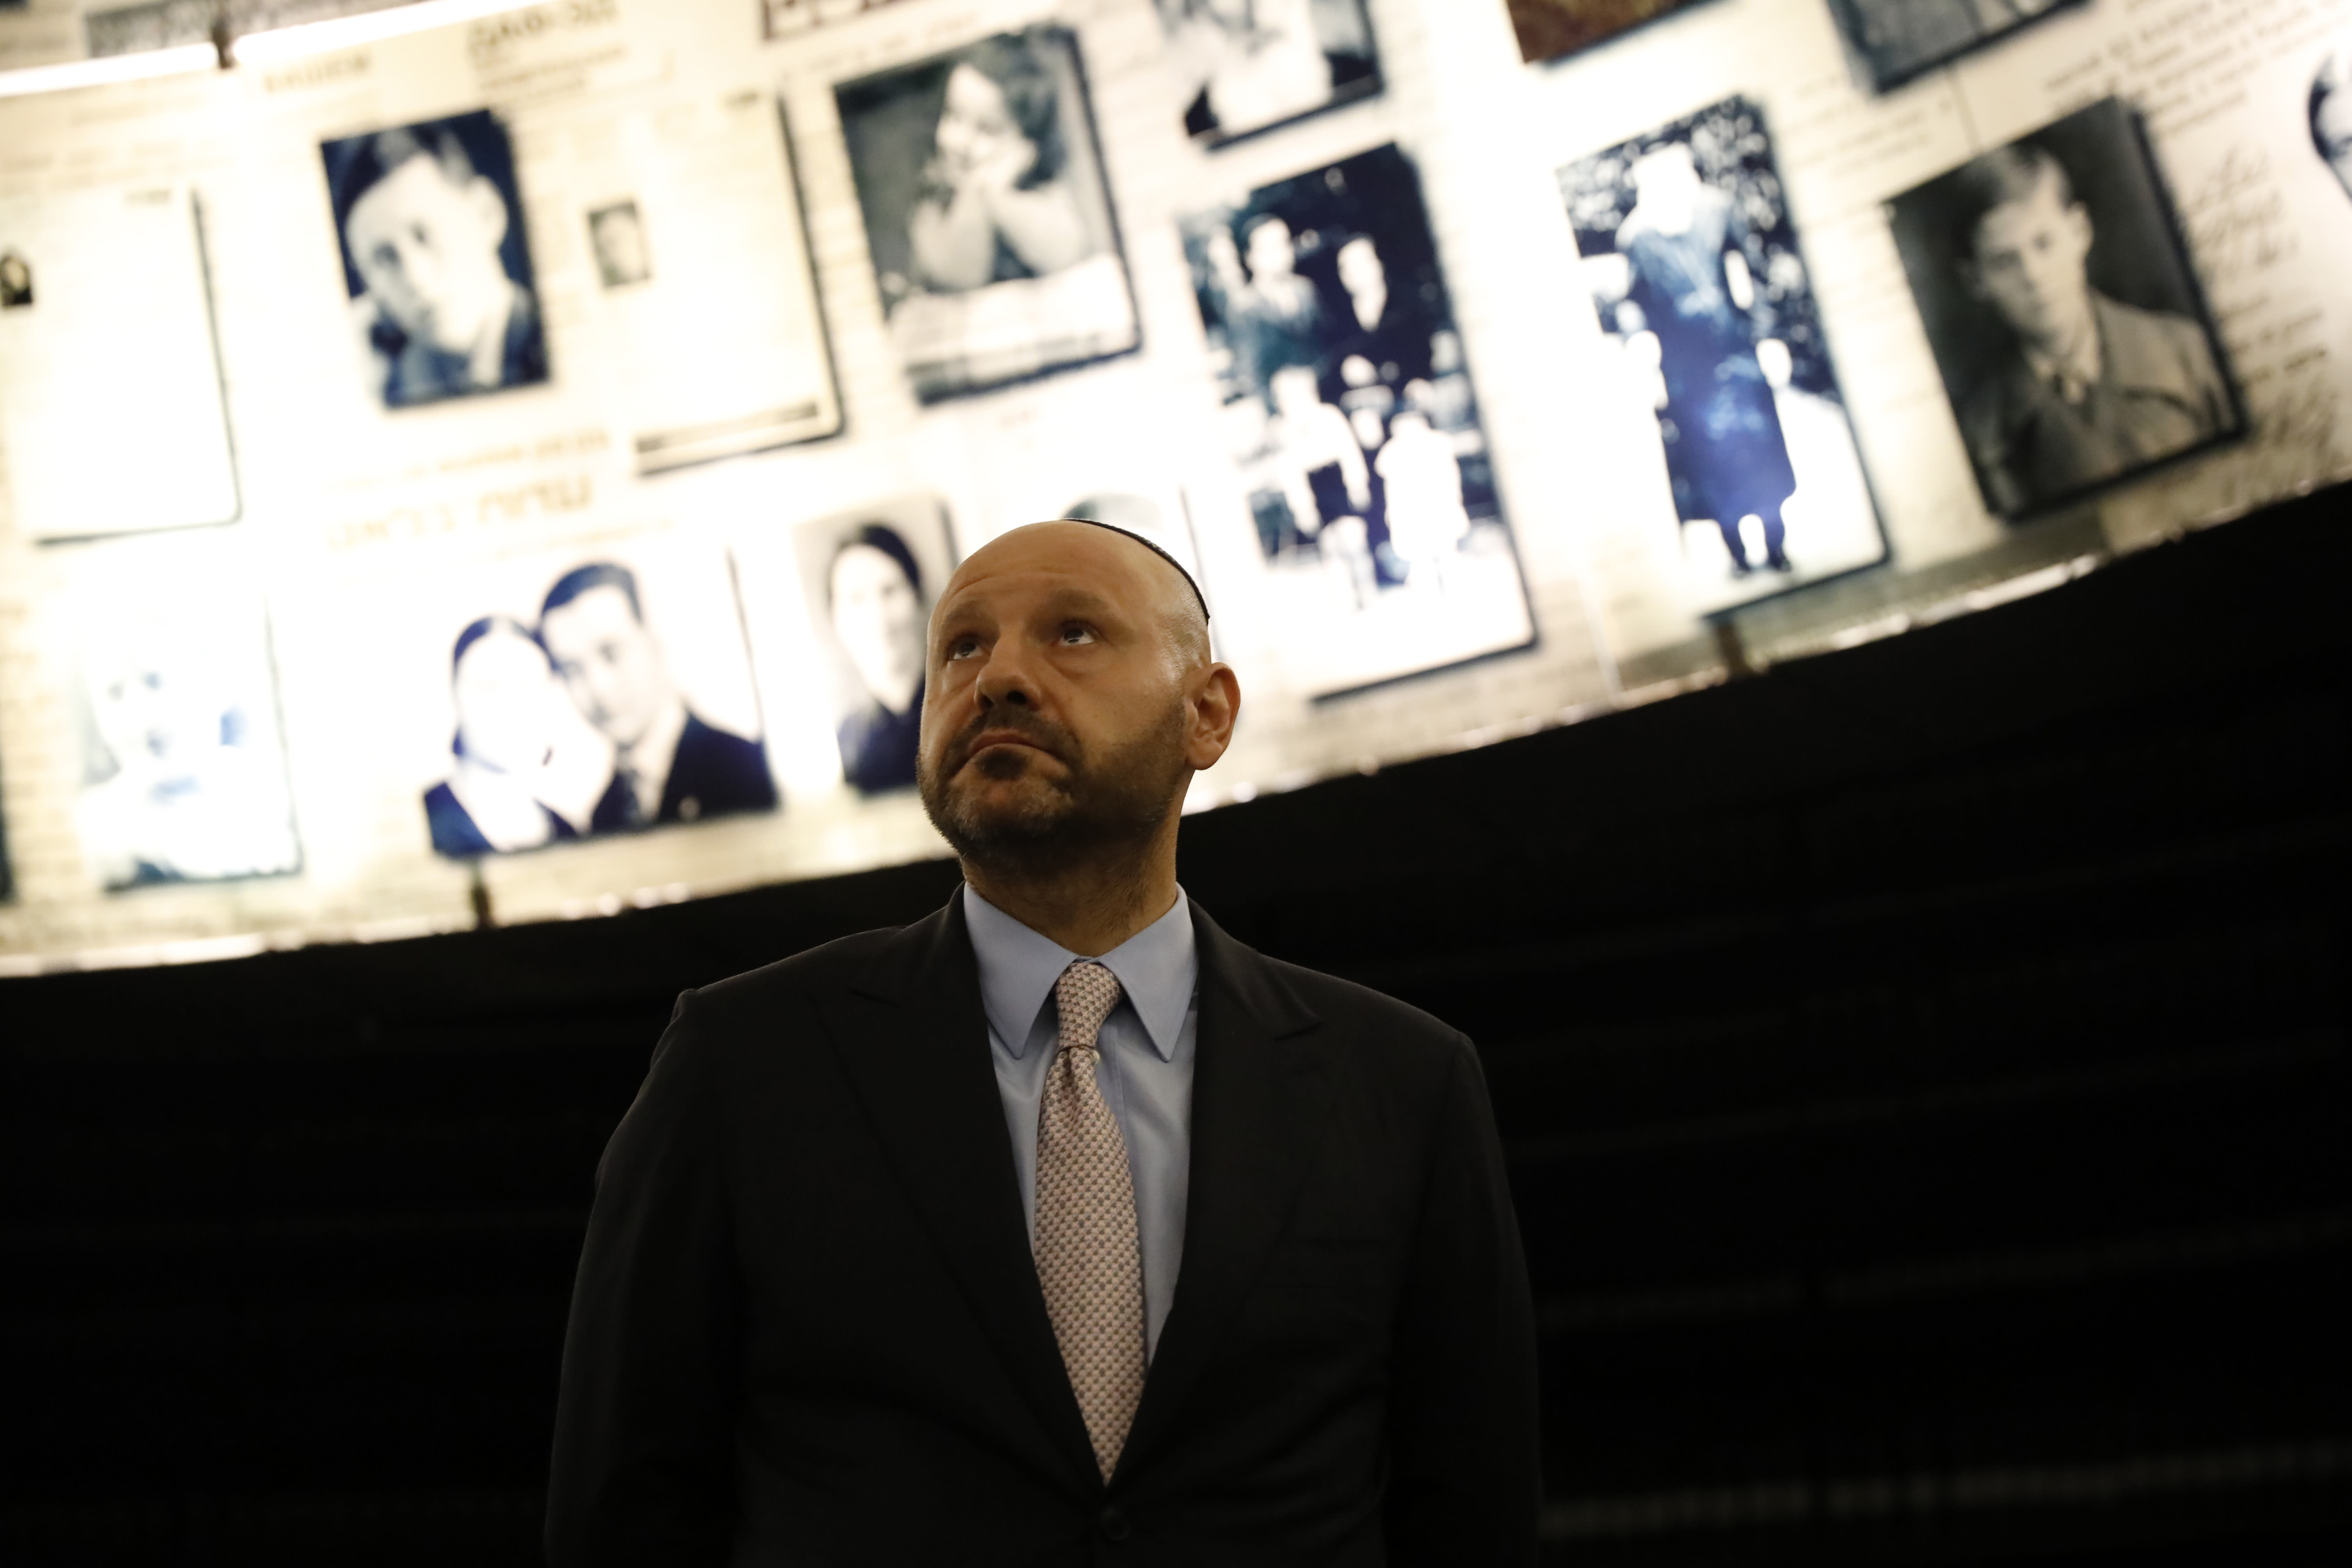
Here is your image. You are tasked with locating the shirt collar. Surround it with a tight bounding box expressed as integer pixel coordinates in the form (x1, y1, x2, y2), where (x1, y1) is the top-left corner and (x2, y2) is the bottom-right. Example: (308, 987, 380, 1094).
(962, 883, 1197, 1062)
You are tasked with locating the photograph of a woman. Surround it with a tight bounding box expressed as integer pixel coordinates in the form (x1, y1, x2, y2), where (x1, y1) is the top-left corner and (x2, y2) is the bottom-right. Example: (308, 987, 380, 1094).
(422, 616, 583, 858)
(838, 27, 1138, 401)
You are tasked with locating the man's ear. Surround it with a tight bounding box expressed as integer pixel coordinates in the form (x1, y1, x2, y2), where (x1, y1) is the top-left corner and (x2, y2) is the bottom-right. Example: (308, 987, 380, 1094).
(1184, 663, 1241, 771)
(466, 176, 511, 251)
(1956, 254, 1986, 304)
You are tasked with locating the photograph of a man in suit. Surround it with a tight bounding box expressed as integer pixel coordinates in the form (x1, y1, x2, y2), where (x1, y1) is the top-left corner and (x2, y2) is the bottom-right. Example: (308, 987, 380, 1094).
(1945, 141, 2232, 517)
(537, 562, 777, 833)
(546, 520, 1539, 1562)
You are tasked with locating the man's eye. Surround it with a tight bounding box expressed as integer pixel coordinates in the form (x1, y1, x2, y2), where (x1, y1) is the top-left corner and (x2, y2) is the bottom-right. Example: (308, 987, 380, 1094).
(947, 636, 980, 659)
(1059, 624, 1097, 646)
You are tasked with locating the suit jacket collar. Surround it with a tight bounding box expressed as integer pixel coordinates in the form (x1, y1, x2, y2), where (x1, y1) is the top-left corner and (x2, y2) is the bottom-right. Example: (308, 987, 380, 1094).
(823, 890, 1327, 1494)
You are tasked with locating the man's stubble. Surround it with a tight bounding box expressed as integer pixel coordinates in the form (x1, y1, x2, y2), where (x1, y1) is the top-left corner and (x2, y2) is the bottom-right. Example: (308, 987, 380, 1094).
(917, 693, 1189, 876)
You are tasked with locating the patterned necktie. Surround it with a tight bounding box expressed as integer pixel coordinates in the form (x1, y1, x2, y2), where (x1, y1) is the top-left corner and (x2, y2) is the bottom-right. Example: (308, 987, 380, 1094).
(1034, 960, 1147, 1480)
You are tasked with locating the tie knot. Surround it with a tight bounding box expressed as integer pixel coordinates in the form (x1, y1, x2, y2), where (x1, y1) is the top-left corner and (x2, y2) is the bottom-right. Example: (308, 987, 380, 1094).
(1055, 961, 1123, 1054)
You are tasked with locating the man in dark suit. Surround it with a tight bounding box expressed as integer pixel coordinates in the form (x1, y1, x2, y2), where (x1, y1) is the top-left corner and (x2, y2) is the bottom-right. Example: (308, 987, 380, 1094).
(546, 520, 1539, 1563)
(538, 562, 778, 832)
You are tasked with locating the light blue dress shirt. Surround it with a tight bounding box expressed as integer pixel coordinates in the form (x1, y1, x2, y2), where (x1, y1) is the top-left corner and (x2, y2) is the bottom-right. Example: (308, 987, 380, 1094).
(962, 883, 1198, 1359)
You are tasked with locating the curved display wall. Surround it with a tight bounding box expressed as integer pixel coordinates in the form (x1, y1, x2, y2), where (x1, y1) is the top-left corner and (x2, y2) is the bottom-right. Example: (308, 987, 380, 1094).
(1, 0, 2347, 969)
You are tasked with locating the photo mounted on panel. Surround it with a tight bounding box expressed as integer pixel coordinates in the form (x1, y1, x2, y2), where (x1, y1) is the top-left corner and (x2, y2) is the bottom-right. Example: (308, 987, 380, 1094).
(321, 110, 549, 411)
(835, 26, 1139, 402)
(2313, 46, 2352, 203)
(1560, 97, 1886, 615)
(66, 545, 301, 892)
(1157, 0, 1380, 148)
(424, 552, 777, 859)
(1885, 98, 2240, 523)
(1507, 0, 1708, 66)
(779, 497, 958, 797)
(1829, 0, 2083, 93)
(587, 201, 652, 288)
(0, 184, 238, 540)
(1181, 144, 1534, 699)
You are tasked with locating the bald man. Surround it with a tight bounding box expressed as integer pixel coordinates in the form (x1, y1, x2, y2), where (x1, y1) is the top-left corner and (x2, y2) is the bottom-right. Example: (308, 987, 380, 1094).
(546, 523, 1539, 1566)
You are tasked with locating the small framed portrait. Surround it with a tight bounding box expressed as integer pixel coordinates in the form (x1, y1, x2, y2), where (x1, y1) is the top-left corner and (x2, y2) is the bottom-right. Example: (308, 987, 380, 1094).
(0, 247, 30, 308)
(835, 26, 1139, 402)
(422, 551, 776, 858)
(1829, 0, 2082, 92)
(321, 109, 550, 411)
(1559, 96, 1885, 612)
(2314, 47, 2352, 203)
(1886, 98, 2241, 522)
(66, 542, 301, 892)
(587, 199, 652, 288)
(1506, 0, 1708, 66)
(786, 497, 958, 797)
(1155, 0, 1381, 147)
(1180, 145, 1534, 698)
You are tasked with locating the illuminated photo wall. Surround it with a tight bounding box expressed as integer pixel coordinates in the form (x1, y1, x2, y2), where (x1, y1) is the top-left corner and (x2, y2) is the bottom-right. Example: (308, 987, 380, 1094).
(1, 0, 2349, 969)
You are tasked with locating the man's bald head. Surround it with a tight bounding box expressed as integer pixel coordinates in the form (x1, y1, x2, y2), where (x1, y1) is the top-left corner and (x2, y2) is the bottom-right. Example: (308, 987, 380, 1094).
(916, 520, 1239, 884)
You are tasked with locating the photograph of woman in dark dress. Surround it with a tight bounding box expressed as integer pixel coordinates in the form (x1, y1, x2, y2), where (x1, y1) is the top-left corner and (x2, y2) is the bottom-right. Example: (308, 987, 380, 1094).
(824, 524, 929, 795)
(424, 615, 580, 858)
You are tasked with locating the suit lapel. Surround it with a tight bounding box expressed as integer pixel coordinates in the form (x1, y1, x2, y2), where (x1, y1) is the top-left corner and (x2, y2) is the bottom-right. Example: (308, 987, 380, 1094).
(815, 894, 1101, 1493)
(1115, 904, 1326, 1479)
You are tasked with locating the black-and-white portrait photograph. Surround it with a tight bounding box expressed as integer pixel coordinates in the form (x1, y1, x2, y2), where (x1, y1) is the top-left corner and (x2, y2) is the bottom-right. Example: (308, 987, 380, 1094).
(1506, 0, 1707, 66)
(1560, 97, 1884, 613)
(587, 200, 652, 288)
(68, 550, 301, 891)
(836, 26, 1139, 401)
(1157, 0, 1380, 147)
(1887, 98, 2240, 521)
(787, 497, 957, 797)
(1830, 0, 2082, 92)
(2315, 47, 2352, 203)
(321, 110, 550, 411)
(421, 552, 775, 859)
(1181, 144, 1533, 697)
(0, 247, 30, 308)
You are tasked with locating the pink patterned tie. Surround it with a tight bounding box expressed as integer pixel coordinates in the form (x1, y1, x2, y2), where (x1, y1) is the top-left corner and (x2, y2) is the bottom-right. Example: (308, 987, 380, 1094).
(1034, 960, 1146, 1480)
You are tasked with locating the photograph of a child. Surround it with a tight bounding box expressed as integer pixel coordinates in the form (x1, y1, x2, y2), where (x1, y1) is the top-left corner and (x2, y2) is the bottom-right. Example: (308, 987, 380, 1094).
(587, 200, 652, 288)
(1887, 98, 2238, 520)
(322, 110, 549, 410)
(1181, 145, 1533, 697)
(785, 498, 958, 797)
(1155, 0, 1380, 146)
(1560, 96, 1884, 612)
(836, 27, 1138, 401)
(421, 555, 776, 859)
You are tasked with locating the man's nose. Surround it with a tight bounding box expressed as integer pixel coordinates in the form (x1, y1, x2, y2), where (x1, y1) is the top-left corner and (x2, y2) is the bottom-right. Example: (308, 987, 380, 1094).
(973, 640, 1038, 710)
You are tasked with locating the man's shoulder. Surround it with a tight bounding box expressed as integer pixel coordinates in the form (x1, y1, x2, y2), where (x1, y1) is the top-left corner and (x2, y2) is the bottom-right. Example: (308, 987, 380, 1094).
(2094, 292, 2223, 395)
(685, 924, 904, 1020)
(1220, 936, 1472, 1068)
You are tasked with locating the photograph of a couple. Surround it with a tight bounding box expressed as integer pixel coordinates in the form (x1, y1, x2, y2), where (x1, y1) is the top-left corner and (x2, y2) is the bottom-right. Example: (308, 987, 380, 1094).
(422, 555, 776, 860)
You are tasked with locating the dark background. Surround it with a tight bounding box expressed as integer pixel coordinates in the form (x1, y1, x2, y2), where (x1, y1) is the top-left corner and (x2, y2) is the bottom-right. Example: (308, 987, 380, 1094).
(4, 482, 2347, 1564)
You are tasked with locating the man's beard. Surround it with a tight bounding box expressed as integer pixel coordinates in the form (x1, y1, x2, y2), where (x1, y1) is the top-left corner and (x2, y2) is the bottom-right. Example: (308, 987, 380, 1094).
(918, 699, 1187, 874)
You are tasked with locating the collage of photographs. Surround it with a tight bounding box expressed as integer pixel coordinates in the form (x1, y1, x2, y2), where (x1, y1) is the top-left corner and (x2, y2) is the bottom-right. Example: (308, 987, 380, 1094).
(0, 0, 2348, 946)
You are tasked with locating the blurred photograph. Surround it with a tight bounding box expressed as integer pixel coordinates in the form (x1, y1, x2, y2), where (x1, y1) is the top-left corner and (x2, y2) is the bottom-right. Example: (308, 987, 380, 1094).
(1181, 145, 1533, 696)
(422, 555, 776, 858)
(322, 110, 549, 410)
(1560, 97, 1884, 610)
(1888, 98, 2238, 519)
(587, 200, 652, 288)
(2315, 49, 2352, 202)
(1506, 0, 1704, 66)
(836, 26, 1138, 401)
(788, 498, 958, 796)
(1831, 0, 2080, 91)
(71, 562, 301, 891)
(0, 248, 29, 308)
(1156, 0, 1380, 146)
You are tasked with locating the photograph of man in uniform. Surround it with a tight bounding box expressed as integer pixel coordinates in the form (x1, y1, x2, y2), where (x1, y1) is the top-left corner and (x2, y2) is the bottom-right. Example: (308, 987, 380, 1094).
(1831, 0, 2078, 89)
(2314, 51, 2352, 202)
(538, 562, 776, 832)
(0, 248, 30, 308)
(1890, 101, 2237, 519)
(322, 110, 549, 410)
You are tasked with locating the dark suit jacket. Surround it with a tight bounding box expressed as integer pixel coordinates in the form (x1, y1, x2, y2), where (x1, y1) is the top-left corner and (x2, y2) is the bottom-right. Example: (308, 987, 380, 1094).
(589, 710, 778, 833)
(546, 894, 1539, 1566)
